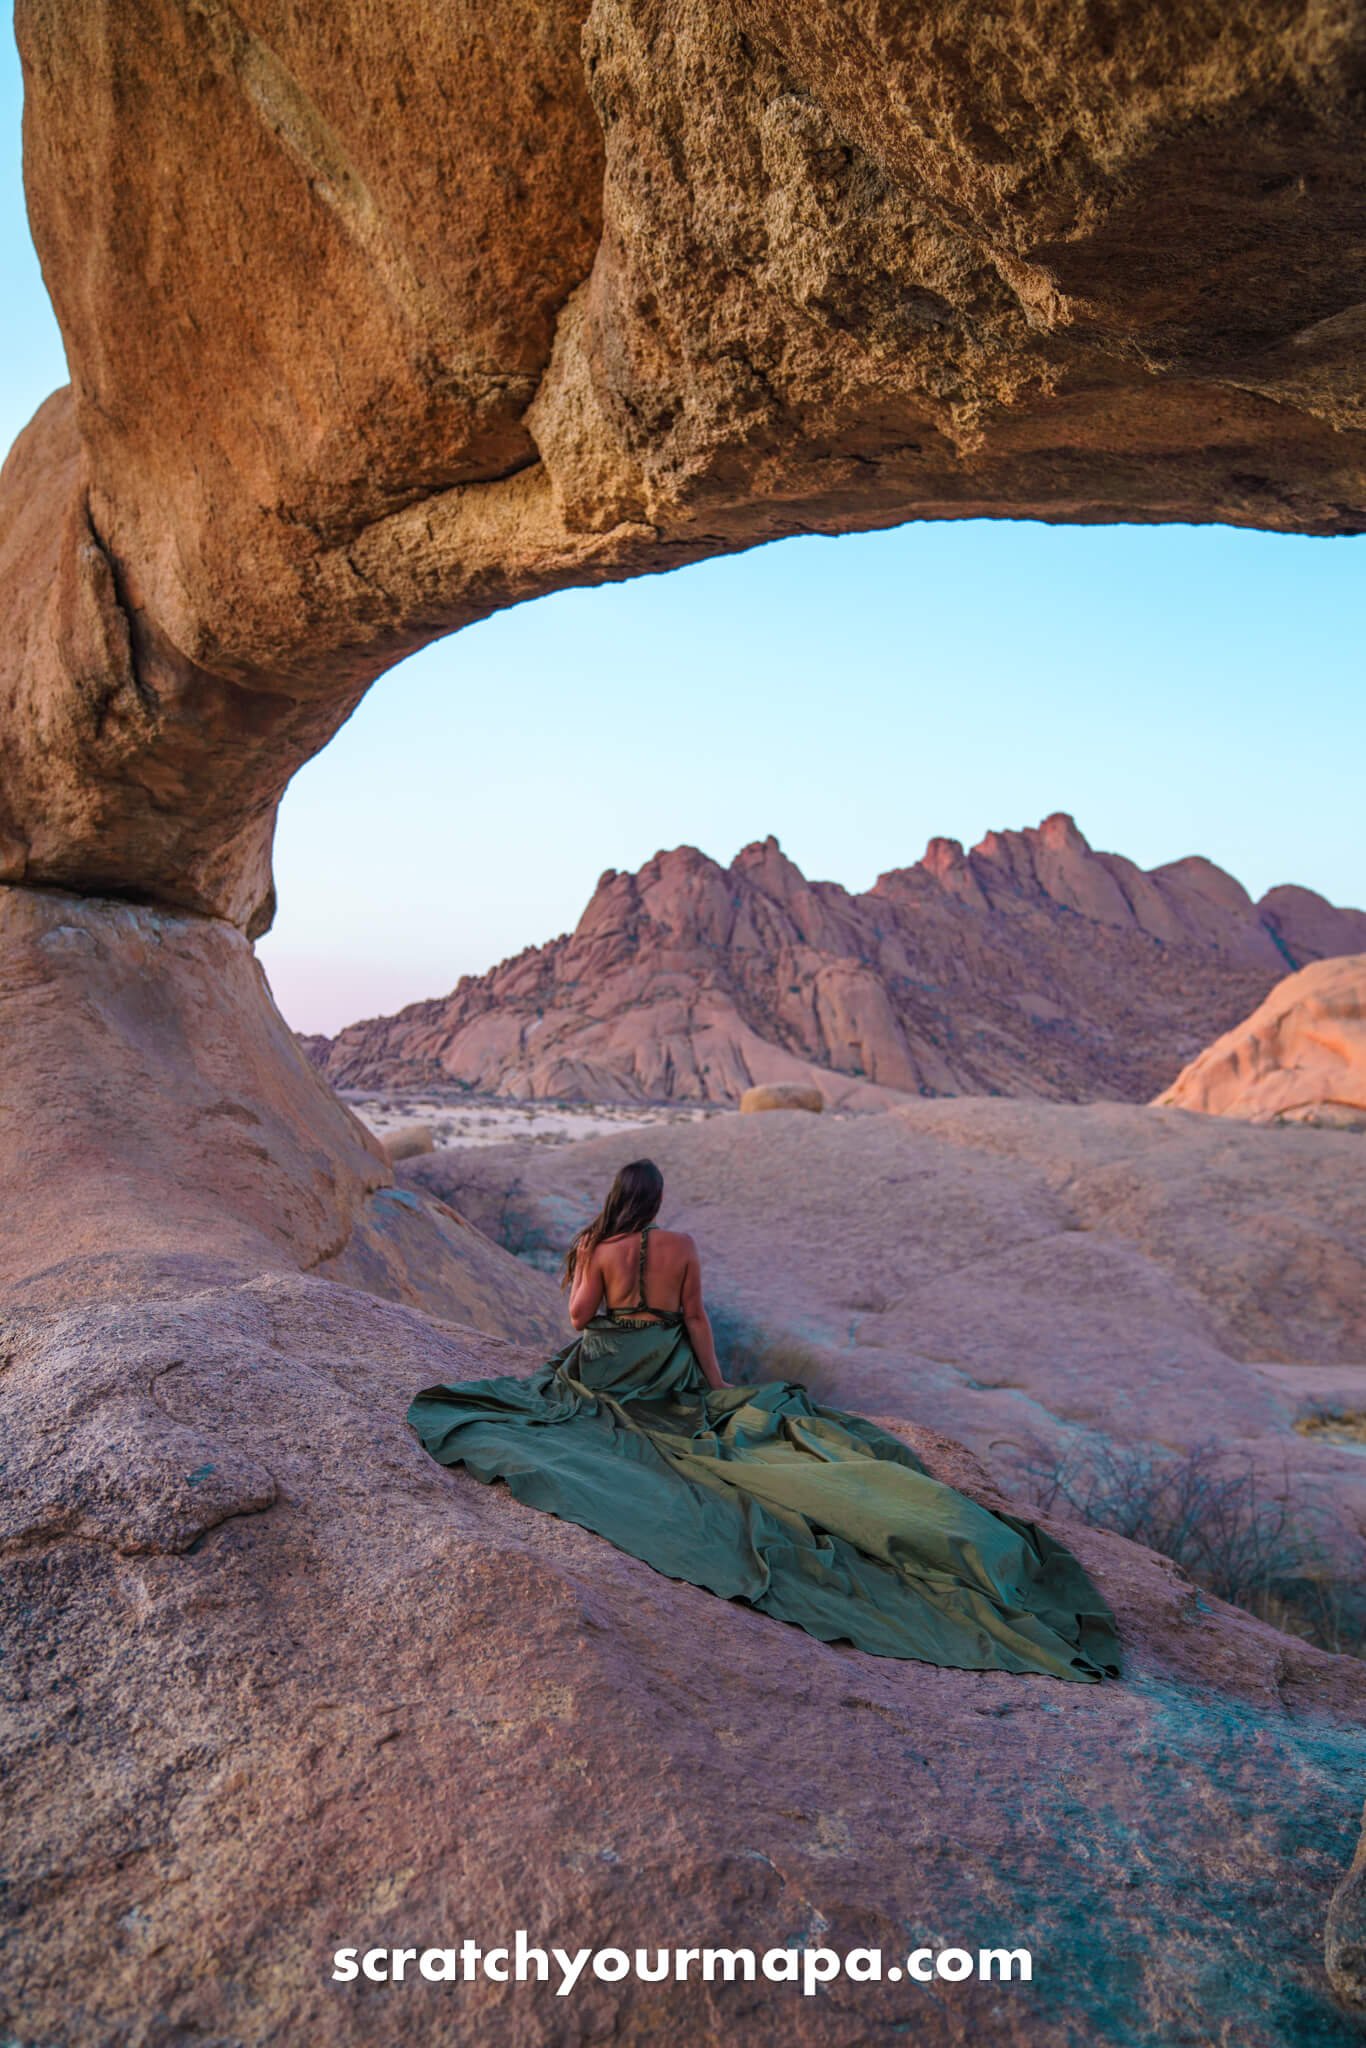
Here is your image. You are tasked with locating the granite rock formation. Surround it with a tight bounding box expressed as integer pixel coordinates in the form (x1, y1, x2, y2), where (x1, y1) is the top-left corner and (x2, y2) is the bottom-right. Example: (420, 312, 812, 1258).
(6, 2, 1366, 933)
(7, 1, 1366, 2037)
(403, 1098, 1366, 1544)
(0, 884, 567, 1348)
(6, 1252, 1366, 2046)
(313, 814, 1366, 1105)
(1156, 952, 1366, 1129)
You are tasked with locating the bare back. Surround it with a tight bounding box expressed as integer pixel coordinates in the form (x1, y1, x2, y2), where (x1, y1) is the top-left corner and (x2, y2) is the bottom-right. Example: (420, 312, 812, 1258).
(597, 1226, 693, 1318)
(568, 1217, 722, 1384)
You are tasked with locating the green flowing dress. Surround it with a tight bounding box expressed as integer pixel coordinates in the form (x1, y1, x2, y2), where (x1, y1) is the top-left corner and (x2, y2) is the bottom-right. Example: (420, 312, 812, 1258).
(408, 1228, 1121, 1682)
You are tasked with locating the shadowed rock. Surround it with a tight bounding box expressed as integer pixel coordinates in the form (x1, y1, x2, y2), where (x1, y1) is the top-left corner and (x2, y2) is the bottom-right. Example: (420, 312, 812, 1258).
(0, 884, 565, 1348)
(1328, 1838, 1366, 2015)
(381, 1120, 438, 1162)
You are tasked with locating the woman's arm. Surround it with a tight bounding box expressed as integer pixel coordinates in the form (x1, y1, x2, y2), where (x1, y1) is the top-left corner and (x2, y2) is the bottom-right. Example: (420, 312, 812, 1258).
(680, 1240, 725, 1389)
(567, 1244, 604, 1330)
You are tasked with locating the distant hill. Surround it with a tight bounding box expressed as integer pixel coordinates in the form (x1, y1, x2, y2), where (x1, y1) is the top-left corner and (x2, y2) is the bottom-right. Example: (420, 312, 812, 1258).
(304, 812, 1366, 1106)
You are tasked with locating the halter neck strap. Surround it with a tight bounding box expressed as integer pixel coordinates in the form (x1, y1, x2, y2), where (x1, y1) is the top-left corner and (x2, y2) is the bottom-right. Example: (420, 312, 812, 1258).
(635, 1224, 651, 1310)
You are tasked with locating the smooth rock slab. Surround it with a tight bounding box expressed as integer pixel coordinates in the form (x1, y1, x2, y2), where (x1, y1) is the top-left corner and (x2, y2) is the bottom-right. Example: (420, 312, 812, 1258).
(1156, 954, 1366, 1129)
(402, 1098, 1366, 1537)
(2, 1265, 1364, 2046)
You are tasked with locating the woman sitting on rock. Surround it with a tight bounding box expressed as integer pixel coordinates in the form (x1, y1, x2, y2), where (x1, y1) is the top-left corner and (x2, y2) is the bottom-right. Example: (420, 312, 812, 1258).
(409, 1158, 1120, 1681)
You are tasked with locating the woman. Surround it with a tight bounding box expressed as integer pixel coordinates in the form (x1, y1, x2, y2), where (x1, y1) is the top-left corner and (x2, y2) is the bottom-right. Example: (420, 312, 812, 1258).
(409, 1159, 1121, 1681)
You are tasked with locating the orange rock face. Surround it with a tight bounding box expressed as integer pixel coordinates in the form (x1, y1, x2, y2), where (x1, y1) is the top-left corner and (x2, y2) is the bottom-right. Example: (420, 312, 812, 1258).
(1155, 954, 1366, 1129)
(314, 814, 1366, 1104)
(4, 0, 1366, 926)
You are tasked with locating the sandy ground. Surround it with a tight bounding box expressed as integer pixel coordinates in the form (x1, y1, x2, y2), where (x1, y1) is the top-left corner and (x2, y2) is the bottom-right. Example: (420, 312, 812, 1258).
(343, 1089, 730, 1149)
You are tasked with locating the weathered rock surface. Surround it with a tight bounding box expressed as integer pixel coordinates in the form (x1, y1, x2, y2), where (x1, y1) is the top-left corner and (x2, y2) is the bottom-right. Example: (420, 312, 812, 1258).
(7, 3, 1366, 2037)
(0, 885, 565, 1350)
(5, 1258, 1366, 2047)
(741, 1081, 825, 1113)
(1329, 1835, 1366, 2016)
(6, 891, 1366, 2040)
(313, 814, 1366, 1105)
(403, 1099, 1366, 1547)
(1155, 953, 1366, 1129)
(409, 1095, 1366, 2017)
(6, 2, 1366, 927)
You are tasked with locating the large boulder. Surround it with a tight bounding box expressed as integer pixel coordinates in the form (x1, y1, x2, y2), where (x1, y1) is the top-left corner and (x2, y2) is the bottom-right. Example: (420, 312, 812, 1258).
(1154, 954, 1366, 1129)
(0, 884, 565, 1349)
(381, 1120, 438, 1163)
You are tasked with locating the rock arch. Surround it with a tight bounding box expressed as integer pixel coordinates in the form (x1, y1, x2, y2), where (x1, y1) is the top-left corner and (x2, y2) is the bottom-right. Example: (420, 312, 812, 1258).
(3, 0, 1365, 930)
(3, 4, 1366, 2033)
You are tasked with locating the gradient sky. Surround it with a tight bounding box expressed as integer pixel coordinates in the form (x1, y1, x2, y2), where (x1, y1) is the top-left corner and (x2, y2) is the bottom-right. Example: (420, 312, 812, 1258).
(5, 30, 1363, 1035)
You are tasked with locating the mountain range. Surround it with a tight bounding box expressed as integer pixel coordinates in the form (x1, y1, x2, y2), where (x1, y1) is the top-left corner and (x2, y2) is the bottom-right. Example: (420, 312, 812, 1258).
(305, 812, 1366, 1106)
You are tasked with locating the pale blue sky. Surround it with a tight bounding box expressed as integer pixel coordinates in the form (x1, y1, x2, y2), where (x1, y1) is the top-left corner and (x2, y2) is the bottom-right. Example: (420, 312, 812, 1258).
(5, 30, 1363, 1034)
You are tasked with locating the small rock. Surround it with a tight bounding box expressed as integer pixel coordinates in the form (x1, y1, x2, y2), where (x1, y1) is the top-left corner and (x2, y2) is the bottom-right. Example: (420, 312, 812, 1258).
(1327, 1840, 1366, 2013)
(739, 1082, 824, 1114)
(382, 1122, 436, 1162)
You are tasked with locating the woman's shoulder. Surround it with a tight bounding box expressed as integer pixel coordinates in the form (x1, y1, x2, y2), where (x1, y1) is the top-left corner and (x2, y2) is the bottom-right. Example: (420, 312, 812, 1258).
(650, 1226, 698, 1255)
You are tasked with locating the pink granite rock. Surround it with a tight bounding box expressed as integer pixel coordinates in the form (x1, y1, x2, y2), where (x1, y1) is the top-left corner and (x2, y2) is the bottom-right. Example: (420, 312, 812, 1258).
(316, 818, 1366, 1107)
(403, 1097, 1366, 1562)
(1155, 954, 1366, 1129)
(0, 884, 564, 1348)
(5, 894, 1366, 2042)
(4, 1260, 1364, 2047)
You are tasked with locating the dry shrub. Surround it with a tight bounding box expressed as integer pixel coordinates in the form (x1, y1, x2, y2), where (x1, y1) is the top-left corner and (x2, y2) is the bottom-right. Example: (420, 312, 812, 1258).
(1017, 1434, 1364, 1659)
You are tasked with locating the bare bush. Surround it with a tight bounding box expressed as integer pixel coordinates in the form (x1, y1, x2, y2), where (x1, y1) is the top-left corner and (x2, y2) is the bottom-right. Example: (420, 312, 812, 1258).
(1016, 1435, 1364, 1659)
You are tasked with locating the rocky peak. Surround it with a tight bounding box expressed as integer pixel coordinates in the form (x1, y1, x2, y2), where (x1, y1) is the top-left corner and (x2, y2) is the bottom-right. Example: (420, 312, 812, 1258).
(572, 865, 640, 942)
(317, 816, 1366, 1109)
(1032, 811, 1091, 854)
(730, 834, 812, 906)
(1151, 855, 1256, 916)
(918, 835, 968, 880)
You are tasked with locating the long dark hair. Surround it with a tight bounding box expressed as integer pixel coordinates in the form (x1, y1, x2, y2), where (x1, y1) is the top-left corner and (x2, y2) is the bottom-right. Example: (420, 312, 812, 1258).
(561, 1159, 664, 1290)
